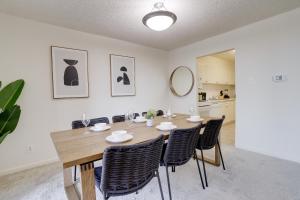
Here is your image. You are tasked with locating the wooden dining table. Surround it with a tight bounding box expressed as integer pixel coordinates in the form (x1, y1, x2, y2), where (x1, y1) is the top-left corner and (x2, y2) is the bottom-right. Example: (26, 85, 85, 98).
(50, 113, 221, 200)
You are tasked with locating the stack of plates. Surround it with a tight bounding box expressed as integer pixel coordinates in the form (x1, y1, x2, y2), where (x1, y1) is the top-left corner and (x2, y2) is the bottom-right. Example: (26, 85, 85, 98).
(106, 130, 133, 143)
(186, 116, 204, 123)
(156, 122, 177, 131)
(90, 123, 111, 132)
(134, 116, 147, 123)
(163, 114, 177, 118)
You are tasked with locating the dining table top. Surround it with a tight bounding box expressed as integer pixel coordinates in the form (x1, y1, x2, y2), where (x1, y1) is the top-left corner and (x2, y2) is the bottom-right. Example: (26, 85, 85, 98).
(51, 113, 209, 168)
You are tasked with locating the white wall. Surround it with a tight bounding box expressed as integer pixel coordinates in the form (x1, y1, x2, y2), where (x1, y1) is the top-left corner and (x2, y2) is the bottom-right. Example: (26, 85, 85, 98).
(168, 8, 300, 163)
(0, 13, 169, 175)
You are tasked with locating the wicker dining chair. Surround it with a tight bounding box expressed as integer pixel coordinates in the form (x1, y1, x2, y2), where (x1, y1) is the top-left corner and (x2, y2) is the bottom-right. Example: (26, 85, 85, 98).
(71, 117, 109, 182)
(161, 124, 205, 200)
(72, 117, 109, 129)
(156, 110, 164, 116)
(195, 116, 225, 187)
(94, 135, 165, 200)
(112, 115, 125, 123)
(112, 113, 140, 123)
(134, 113, 140, 119)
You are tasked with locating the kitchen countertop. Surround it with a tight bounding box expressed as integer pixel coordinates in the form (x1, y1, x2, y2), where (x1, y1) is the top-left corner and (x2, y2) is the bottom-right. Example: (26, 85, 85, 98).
(198, 98, 235, 107)
(206, 98, 236, 103)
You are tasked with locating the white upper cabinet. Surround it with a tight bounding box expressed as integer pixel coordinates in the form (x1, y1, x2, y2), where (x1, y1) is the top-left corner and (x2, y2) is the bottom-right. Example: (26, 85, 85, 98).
(197, 55, 235, 85)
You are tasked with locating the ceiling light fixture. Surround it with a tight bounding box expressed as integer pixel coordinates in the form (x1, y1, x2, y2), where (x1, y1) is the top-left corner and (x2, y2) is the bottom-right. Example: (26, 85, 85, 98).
(142, 2, 177, 31)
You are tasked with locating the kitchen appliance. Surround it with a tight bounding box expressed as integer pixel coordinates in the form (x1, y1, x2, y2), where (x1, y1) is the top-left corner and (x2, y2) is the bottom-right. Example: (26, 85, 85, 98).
(224, 89, 230, 99)
(198, 92, 206, 101)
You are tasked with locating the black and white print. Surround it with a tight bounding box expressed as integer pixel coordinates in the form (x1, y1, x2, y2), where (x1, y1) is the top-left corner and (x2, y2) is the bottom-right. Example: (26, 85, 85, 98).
(51, 46, 89, 99)
(110, 54, 135, 96)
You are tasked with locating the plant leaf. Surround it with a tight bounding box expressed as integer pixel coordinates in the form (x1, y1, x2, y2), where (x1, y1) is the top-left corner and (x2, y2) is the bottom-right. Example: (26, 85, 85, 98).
(0, 131, 10, 144)
(0, 105, 21, 136)
(0, 79, 25, 112)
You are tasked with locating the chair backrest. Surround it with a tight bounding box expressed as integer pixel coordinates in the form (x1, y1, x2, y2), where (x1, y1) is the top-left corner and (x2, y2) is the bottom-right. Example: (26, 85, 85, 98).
(156, 110, 164, 116)
(163, 124, 202, 166)
(142, 112, 147, 117)
(72, 117, 109, 129)
(198, 117, 225, 149)
(100, 135, 164, 196)
(112, 115, 125, 123)
(134, 113, 139, 119)
(112, 113, 139, 123)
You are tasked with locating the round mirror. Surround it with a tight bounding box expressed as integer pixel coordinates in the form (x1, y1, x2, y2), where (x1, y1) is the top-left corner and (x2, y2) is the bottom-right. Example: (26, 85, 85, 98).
(170, 66, 194, 97)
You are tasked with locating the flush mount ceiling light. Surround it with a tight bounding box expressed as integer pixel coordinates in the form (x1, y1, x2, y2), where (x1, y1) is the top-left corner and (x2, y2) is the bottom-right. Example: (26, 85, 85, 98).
(142, 2, 177, 31)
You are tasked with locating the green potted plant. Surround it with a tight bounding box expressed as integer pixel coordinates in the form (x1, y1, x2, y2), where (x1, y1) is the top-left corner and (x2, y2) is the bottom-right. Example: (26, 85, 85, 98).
(0, 79, 25, 143)
(145, 109, 156, 127)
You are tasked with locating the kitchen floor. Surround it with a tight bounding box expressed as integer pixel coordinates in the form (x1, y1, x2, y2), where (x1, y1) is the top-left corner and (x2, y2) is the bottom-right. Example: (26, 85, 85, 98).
(199, 122, 235, 161)
(221, 122, 235, 146)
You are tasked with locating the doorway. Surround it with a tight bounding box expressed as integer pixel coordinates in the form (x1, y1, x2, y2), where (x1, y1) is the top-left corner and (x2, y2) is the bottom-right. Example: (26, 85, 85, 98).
(196, 49, 236, 146)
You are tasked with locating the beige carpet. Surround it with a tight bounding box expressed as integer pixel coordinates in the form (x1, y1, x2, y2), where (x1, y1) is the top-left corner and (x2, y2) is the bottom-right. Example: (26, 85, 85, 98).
(1, 123, 300, 200)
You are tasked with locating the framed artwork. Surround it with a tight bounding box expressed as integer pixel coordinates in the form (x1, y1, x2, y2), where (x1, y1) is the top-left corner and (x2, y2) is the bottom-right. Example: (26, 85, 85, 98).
(51, 46, 89, 99)
(110, 54, 136, 96)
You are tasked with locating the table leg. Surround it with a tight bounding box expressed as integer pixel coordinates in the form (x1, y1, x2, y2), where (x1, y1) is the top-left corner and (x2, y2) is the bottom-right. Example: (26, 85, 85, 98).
(214, 144, 221, 166)
(80, 162, 96, 200)
(63, 167, 80, 200)
(197, 146, 220, 166)
(197, 135, 221, 166)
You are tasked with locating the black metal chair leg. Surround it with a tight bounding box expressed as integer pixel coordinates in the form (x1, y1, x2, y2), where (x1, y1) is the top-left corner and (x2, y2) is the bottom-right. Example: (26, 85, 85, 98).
(200, 148, 208, 187)
(194, 151, 205, 189)
(73, 166, 77, 182)
(165, 166, 172, 200)
(103, 193, 108, 200)
(172, 166, 176, 172)
(156, 170, 165, 200)
(217, 139, 226, 170)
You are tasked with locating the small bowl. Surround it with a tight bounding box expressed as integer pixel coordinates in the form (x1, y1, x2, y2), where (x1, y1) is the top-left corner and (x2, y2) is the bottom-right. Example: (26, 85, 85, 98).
(95, 123, 107, 128)
(112, 130, 127, 138)
(190, 115, 201, 120)
(160, 122, 172, 127)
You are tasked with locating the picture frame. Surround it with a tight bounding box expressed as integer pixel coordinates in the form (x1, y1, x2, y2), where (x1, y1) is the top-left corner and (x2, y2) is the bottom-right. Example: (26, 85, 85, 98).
(51, 46, 89, 99)
(110, 54, 136, 96)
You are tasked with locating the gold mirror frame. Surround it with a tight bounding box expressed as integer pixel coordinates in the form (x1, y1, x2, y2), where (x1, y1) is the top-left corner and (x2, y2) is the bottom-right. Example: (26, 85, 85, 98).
(169, 66, 195, 97)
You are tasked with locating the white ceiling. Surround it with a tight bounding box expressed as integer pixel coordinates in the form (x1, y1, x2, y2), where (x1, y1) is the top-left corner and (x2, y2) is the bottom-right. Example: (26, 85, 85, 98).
(0, 0, 300, 50)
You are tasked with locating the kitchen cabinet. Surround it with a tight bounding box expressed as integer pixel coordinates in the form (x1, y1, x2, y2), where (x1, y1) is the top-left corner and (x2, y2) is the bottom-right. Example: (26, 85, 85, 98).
(198, 56, 235, 85)
(208, 100, 235, 124)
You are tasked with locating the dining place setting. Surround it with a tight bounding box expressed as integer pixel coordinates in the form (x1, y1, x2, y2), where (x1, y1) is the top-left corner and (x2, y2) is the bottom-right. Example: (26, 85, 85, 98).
(80, 107, 204, 145)
(51, 107, 225, 200)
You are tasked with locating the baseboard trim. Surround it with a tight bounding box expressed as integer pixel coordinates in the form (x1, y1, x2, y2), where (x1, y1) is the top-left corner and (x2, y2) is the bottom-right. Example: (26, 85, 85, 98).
(235, 144, 300, 164)
(0, 157, 59, 177)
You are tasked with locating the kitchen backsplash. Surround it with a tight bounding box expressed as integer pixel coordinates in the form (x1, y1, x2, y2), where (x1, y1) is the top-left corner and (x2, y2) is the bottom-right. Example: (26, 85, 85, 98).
(199, 84, 236, 100)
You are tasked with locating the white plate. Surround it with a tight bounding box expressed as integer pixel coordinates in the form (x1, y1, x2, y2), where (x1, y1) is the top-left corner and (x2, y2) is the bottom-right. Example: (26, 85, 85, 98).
(90, 126, 111, 132)
(186, 118, 204, 122)
(163, 114, 176, 118)
(134, 118, 147, 123)
(105, 134, 133, 143)
(156, 125, 177, 131)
